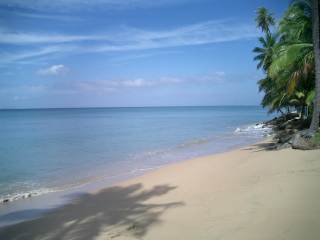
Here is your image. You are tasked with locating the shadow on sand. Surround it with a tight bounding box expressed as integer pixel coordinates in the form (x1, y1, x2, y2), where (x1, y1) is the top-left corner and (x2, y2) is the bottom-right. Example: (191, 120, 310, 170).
(242, 141, 278, 152)
(0, 183, 184, 240)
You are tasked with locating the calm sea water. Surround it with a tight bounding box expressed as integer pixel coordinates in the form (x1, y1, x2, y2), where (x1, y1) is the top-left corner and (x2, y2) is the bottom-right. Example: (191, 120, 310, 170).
(0, 106, 272, 203)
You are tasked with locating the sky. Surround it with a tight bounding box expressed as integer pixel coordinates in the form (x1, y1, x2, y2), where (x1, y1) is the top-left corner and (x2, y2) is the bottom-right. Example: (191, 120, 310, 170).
(0, 0, 289, 108)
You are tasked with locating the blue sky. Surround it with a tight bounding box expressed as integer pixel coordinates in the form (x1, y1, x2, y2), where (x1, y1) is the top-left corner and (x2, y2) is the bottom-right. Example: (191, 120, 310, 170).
(0, 0, 288, 108)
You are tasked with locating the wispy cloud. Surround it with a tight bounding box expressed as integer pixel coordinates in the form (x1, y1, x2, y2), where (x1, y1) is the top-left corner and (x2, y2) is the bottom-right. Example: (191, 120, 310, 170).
(0, 0, 194, 11)
(0, 72, 255, 102)
(90, 21, 258, 53)
(0, 9, 83, 22)
(0, 31, 112, 44)
(0, 84, 48, 95)
(37, 64, 68, 76)
(109, 50, 182, 64)
(1, 20, 258, 64)
(0, 45, 76, 64)
(74, 77, 181, 92)
(1, 20, 257, 45)
(72, 72, 228, 93)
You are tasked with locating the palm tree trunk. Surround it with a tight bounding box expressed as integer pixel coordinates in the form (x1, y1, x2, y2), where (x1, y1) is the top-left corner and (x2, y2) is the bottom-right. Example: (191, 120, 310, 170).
(309, 0, 320, 133)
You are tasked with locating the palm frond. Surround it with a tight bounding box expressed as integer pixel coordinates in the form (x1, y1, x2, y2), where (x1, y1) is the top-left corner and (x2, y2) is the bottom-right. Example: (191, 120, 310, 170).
(269, 43, 313, 78)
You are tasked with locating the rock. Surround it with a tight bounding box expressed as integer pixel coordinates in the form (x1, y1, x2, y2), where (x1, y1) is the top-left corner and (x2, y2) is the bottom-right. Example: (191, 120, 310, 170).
(278, 123, 286, 130)
(288, 138, 293, 144)
(264, 117, 277, 126)
(3, 199, 9, 203)
(285, 123, 293, 130)
(278, 135, 292, 143)
(292, 132, 317, 150)
(275, 130, 293, 144)
(276, 142, 291, 150)
(277, 131, 292, 143)
(127, 224, 137, 231)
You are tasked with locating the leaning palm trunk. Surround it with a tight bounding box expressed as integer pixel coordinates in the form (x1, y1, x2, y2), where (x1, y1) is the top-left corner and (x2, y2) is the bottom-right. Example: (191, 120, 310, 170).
(309, 0, 320, 132)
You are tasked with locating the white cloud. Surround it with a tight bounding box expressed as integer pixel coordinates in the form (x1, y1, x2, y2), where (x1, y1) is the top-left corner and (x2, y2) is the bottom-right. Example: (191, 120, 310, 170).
(1, 72, 253, 100)
(75, 78, 156, 91)
(87, 21, 258, 53)
(109, 50, 182, 63)
(37, 64, 68, 76)
(73, 72, 228, 92)
(0, 32, 111, 44)
(0, 84, 48, 94)
(121, 79, 154, 87)
(0, 0, 192, 11)
(0, 20, 258, 64)
(9, 12, 83, 22)
(0, 45, 75, 64)
(13, 95, 28, 101)
(75, 82, 115, 93)
(0, 20, 257, 46)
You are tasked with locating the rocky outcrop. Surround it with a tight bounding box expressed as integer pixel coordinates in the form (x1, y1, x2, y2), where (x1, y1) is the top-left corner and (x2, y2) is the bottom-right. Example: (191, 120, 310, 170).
(291, 132, 320, 150)
(264, 113, 319, 150)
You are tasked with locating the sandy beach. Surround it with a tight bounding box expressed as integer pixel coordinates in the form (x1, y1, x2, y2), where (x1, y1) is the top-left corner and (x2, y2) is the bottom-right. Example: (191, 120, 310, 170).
(2, 0, 320, 239)
(0, 141, 319, 240)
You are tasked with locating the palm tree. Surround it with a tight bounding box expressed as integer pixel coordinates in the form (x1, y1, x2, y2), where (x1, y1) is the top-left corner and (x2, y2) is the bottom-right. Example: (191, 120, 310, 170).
(309, 0, 320, 133)
(253, 2, 319, 124)
(289, 0, 319, 133)
(253, 34, 277, 72)
(268, 42, 314, 95)
(259, 76, 289, 114)
(255, 7, 275, 34)
(267, 2, 316, 119)
(254, 8, 287, 114)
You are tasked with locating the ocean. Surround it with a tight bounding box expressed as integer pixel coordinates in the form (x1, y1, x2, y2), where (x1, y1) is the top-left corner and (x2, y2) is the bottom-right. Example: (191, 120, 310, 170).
(0, 106, 273, 205)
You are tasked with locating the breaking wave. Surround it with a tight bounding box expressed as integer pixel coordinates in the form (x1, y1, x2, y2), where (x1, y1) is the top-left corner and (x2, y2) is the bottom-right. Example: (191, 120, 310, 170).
(234, 123, 272, 137)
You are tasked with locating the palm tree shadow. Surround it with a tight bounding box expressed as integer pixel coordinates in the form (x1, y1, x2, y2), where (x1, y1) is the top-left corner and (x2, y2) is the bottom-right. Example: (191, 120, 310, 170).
(0, 183, 184, 240)
(242, 142, 278, 152)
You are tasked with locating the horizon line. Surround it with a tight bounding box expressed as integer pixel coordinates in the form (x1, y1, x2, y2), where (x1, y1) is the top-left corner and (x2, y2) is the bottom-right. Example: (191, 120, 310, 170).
(0, 105, 262, 111)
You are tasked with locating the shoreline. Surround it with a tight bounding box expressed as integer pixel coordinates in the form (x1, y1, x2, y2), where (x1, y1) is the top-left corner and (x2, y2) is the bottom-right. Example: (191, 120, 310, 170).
(0, 121, 272, 206)
(0, 106, 272, 208)
(1, 139, 319, 239)
(0, 135, 270, 227)
(0, 139, 263, 206)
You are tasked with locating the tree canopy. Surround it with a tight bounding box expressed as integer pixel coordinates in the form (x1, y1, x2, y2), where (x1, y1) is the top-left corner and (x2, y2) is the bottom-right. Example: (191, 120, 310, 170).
(253, 1, 318, 126)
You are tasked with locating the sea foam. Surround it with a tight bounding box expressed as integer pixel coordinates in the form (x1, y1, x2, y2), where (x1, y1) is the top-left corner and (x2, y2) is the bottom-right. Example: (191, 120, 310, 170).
(234, 123, 272, 137)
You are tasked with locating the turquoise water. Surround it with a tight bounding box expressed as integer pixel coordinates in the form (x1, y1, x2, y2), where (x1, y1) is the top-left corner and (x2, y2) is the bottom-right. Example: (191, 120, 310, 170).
(0, 106, 272, 203)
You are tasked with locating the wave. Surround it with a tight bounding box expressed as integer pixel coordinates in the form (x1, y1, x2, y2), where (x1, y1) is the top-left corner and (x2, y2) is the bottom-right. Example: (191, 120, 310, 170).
(234, 123, 272, 137)
(0, 188, 57, 204)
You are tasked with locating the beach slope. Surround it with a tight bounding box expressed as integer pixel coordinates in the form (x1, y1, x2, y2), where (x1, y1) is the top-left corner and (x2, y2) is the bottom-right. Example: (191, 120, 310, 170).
(1, 142, 320, 240)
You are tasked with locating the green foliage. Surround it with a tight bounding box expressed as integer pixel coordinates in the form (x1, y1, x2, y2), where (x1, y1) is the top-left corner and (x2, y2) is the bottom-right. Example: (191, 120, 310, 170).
(278, 5, 312, 43)
(306, 89, 315, 106)
(253, 34, 277, 71)
(253, 2, 315, 118)
(255, 7, 275, 34)
(268, 43, 313, 79)
(311, 131, 320, 145)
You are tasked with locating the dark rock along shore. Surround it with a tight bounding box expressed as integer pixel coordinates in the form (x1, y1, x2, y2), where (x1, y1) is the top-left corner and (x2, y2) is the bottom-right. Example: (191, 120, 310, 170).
(264, 113, 320, 150)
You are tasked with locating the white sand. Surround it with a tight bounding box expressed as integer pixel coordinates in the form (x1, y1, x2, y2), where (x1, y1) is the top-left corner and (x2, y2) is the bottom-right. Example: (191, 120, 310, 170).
(1, 141, 320, 240)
